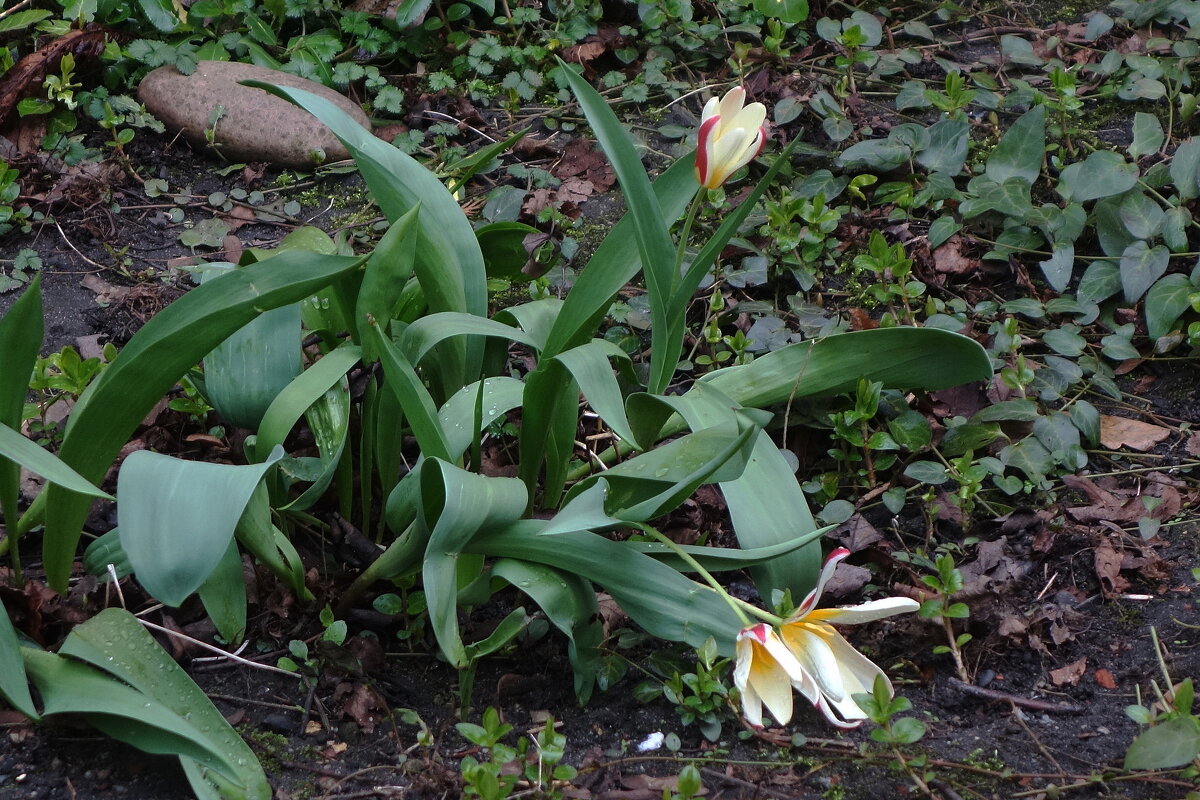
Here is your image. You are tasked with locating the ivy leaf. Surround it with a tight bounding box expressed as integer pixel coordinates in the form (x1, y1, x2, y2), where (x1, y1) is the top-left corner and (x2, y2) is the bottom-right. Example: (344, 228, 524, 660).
(1128, 112, 1165, 159)
(986, 105, 1044, 185)
(1039, 245, 1075, 293)
(1057, 151, 1139, 203)
(1119, 241, 1169, 303)
(1145, 273, 1194, 339)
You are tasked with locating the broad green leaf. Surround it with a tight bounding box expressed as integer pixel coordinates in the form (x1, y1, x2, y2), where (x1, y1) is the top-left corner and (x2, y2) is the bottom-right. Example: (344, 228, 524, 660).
(366, 325, 452, 462)
(552, 340, 638, 446)
(0, 275, 44, 538)
(959, 175, 1032, 218)
(1057, 150, 1139, 203)
(200, 264, 301, 430)
(234, 483, 310, 599)
(556, 60, 677, 393)
(476, 221, 541, 280)
(419, 460, 528, 667)
(1120, 241, 1170, 303)
(1129, 111, 1165, 159)
(755, 0, 807, 22)
(438, 377, 525, 456)
(837, 139, 912, 170)
(0, 599, 37, 719)
(491, 559, 603, 703)
(37, 250, 362, 592)
(1039, 245, 1075, 293)
(278, 379, 350, 512)
(60, 608, 269, 798)
(401, 312, 538, 365)
(494, 298, 563, 353)
(701, 328, 991, 411)
(928, 216, 961, 249)
(1124, 717, 1200, 770)
(82, 529, 131, 579)
(0, 423, 112, 499)
(21, 649, 244, 784)
(985, 105, 1045, 184)
(0, 9, 52, 33)
(1118, 191, 1165, 240)
(1069, 399, 1101, 445)
(250, 344, 361, 461)
(1076, 259, 1122, 304)
(117, 447, 284, 606)
(1094, 196, 1138, 257)
(1145, 273, 1194, 339)
(916, 118, 969, 175)
(632, 527, 833, 571)
(197, 538, 248, 643)
(469, 522, 744, 654)
(357, 206, 420, 361)
(1170, 138, 1200, 200)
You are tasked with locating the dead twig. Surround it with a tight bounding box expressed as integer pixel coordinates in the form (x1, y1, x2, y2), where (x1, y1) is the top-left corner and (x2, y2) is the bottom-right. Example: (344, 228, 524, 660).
(947, 677, 1085, 714)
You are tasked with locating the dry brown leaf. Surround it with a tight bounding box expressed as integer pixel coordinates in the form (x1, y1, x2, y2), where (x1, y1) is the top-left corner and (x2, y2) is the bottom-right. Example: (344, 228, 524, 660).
(1095, 668, 1118, 689)
(932, 235, 979, 276)
(1049, 657, 1087, 686)
(1094, 539, 1129, 597)
(1099, 415, 1171, 451)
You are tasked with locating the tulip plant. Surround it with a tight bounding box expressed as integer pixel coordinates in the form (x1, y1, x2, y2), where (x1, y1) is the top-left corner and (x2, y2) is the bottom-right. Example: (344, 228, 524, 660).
(0, 66, 992, 788)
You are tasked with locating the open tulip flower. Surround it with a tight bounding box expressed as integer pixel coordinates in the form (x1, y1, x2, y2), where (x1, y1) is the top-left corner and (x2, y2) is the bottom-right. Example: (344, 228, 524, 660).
(734, 548, 919, 728)
(694, 86, 768, 189)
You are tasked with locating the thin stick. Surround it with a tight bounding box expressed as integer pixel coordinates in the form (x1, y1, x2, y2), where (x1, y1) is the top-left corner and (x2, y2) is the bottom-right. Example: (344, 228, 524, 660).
(137, 618, 301, 678)
(946, 677, 1084, 714)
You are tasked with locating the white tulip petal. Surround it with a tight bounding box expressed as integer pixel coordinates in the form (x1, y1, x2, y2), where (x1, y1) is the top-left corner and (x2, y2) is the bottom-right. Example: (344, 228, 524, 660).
(812, 597, 921, 625)
(787, 627, 846, 702)
(729, 102, 766, 135)
(797, 547, 851, 614)
(816, 693, 869, 728)
(700, 95, 720, 124)
(824, 631, 889, 698)
(716, 87, 746, 133)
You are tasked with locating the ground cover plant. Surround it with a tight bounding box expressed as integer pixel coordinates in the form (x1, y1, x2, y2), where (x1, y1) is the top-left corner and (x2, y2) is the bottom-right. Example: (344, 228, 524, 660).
(0, 0, 1199, 797)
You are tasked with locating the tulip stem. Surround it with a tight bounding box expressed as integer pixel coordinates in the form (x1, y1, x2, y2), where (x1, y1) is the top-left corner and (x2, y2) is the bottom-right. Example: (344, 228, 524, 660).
(637, 523, 768, 627)
(672, 190, 706, 294)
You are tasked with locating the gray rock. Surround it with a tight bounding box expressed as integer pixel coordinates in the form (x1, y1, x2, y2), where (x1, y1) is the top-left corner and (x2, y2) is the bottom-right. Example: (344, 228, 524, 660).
(137, 61, 371, 167)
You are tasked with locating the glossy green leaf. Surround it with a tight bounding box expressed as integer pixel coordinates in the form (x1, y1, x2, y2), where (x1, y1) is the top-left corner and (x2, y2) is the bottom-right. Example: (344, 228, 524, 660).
(1145, 273, 1194, 339)
(1129, 111, 1165, 159)
(1077, 259, 1122, 303)
(250, 344, 361, 462)
(1170, 138, 1200, 200)
(492, 559, 603, 702)
(234, 482, 310, 599)
(59, 608, 269, 798)
(1124, 717, 1200, 770)
(0, 599, 37, 719)
(755, 0, 807, 21)
(1039, 245, 1075, 293)
(1057, 150, 1139, 202)
(82, 529, 130, 579)
(197, 538, 248, 643)
(366, 324, 452, 462)
(357, 205, 420, 361)
(916, 118, 969, 175)
(419, 460, 528, 667)
(401, 312, 538, 365)
(200, 263, 301, 430)
(117, 447, 284, 606)
(1120, 241, 1170, 303)
(37, 249, 362, 592)
(985, 105, 1045, 184)
(476, 221, 541, 280)
(0, 275, 44, 537)
(0, 423, 112, 499)
(551, 340, 638, 446)
(278, 378, 350, 512)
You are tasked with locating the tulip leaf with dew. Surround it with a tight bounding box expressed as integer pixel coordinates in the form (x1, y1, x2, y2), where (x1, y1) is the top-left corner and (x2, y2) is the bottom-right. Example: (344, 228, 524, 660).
(196, 537, 248, 643)
(277, 378, 350, 513)
(493, 298, 562, 352)
(468, 522, 744, 654)
(400, 311, 540, 365)
(555, 59, 676, 394)
(58, 608, 270, 799)
(417, 459, 529, 668)
(233, 482, 311, 600)
(244, 80, 487, 393)
(22, 648, 250, 786)
(0, 599, 38, 720)
(199, 263, 302, 431)
(0, 275, 43, 573)
(491, 559, 603, 703)
(249, 344, 363, 463)
(627, 383, 824, 594)
(30, 249, 363, 593)
(117, 446, 285, 607)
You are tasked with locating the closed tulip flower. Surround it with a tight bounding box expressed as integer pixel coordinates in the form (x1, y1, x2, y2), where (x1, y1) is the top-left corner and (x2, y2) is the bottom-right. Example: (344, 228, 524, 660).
(694, 87, 768, 189)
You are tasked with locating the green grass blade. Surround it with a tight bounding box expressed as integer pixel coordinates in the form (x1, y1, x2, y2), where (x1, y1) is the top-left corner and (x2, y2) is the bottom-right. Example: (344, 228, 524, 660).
(37, 250, 361, 592)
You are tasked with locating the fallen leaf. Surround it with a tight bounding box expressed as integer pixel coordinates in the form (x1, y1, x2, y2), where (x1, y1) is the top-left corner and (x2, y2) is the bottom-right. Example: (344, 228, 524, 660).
(1094, 538, 1129, 597)
(1095, 668, 1118, 689)
(932, 235, 979, 276)
(1099, 415, 1171, 451)
(1049, 657, 1087, 686)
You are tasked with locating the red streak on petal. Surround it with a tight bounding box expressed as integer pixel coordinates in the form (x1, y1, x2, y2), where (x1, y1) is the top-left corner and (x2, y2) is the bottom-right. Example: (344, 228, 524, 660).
(695, 115, 720, 185)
